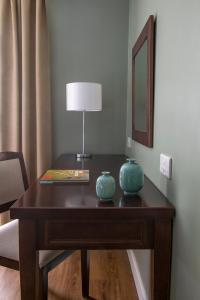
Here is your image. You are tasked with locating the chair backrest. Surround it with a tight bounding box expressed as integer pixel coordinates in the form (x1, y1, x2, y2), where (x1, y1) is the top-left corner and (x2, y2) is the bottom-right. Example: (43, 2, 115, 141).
(0, 152, 28, 211)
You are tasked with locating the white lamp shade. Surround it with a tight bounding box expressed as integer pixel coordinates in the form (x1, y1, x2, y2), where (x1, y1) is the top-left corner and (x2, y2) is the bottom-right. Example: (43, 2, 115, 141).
(66, 82, 102, 111)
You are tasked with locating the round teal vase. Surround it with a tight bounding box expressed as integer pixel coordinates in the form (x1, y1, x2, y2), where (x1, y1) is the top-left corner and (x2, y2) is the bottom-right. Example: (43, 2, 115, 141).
(96, 171, 116, 201)
(119, 158, 144, 194)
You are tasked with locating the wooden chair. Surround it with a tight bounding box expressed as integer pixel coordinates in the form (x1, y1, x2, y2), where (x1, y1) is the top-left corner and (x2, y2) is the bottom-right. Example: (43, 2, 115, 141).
(0, 152, 89, 299)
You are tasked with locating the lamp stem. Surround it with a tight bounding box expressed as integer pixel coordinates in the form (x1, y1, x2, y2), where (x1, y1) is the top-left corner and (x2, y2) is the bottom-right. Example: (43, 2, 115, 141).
(82, 111, 85, 155)
(76, 111, 91, 159)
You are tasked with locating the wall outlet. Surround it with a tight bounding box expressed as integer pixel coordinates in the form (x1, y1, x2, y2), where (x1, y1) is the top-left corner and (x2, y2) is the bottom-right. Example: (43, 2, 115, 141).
(127, 137, 132, 148)
(160, 153, 172, 179)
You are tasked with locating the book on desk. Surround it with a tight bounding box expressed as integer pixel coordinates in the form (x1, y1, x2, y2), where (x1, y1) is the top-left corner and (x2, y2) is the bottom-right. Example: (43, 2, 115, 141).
(40, 169, 89, 184)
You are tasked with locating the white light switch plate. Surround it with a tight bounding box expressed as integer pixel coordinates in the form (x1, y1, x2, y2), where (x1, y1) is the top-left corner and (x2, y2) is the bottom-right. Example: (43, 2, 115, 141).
(127, 137, 132, 148)
(160, 154, 172, 179)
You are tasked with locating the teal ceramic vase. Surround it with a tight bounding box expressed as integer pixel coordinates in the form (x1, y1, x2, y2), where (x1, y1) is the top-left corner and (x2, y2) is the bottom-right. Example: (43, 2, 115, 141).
(119, 158, 144, 194)
(96, 171, 116, 201)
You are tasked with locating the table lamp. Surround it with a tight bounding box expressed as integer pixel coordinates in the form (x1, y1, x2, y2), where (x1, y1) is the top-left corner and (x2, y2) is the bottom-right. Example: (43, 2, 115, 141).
(66, 82, 102, 159)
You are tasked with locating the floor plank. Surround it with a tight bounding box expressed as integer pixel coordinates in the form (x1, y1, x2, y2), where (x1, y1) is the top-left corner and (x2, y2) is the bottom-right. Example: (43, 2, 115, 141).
(0, 250, 138, 300)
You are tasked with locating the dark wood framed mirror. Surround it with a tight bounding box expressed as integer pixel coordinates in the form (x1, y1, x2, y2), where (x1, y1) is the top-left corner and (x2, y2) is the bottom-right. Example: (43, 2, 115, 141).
(132, 15, 155, 147)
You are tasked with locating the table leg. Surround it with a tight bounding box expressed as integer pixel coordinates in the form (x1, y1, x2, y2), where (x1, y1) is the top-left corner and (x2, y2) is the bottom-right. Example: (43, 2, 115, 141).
(81, 250, 90, 298)
(19, 220, 38, 300)
(151, 220, 173, 300)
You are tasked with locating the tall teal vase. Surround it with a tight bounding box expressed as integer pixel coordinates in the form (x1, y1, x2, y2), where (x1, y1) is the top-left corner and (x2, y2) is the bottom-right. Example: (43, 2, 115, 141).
(96, 171, 116, 201)
(119, 158, 144, 194)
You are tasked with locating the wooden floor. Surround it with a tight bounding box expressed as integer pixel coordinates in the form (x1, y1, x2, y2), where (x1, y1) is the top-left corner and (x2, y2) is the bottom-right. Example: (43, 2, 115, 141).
(0, 250, 138, 300)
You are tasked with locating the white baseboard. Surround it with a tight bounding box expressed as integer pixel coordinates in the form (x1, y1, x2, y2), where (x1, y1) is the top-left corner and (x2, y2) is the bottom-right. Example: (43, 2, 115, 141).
(127, 250, 149, 300)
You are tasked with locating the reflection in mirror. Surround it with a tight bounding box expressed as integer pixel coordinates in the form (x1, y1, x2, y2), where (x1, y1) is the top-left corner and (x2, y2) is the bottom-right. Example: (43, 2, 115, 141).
(135, 40, 147, 132)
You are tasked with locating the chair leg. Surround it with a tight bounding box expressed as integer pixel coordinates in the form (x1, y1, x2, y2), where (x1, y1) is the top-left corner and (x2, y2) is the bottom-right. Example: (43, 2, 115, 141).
(35, 267, 43, 300)
(36, 267, 48, 300)
(81, 250, 90, 298)
(42, 268, 48, 300)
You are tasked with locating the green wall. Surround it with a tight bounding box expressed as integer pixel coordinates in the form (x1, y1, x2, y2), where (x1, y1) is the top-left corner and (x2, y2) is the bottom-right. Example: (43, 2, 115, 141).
(46, 0, 129, 158)
(46, 0, 200, 299)
(126, 0, 200, 299)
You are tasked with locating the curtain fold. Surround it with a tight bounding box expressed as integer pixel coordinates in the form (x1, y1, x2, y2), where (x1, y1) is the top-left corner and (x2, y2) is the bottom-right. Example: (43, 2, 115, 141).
(0, 0, 52, 182)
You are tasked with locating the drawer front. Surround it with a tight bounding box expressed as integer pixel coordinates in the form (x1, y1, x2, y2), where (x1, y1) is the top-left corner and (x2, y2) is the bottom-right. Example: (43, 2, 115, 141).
(38, 219, 153, 249)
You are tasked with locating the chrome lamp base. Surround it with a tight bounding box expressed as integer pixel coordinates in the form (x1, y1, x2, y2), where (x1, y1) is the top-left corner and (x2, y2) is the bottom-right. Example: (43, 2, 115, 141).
(76, 153, 92, 159)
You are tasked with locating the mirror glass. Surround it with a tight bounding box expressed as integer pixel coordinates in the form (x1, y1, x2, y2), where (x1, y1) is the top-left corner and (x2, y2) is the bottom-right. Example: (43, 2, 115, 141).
(134, 40, 147, 132)
(132, 15, 154, 147)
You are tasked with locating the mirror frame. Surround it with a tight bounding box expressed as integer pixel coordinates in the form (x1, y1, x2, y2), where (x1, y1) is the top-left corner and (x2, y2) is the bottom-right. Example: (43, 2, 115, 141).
(132, 15, 155, 147)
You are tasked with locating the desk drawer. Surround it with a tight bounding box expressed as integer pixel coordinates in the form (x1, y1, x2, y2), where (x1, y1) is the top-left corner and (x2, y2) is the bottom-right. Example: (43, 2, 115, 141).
(38, 219, 153, 249)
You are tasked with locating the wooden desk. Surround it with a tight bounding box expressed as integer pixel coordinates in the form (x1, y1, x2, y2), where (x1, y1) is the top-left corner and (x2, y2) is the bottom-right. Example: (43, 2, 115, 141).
(10, 154, 175, 300)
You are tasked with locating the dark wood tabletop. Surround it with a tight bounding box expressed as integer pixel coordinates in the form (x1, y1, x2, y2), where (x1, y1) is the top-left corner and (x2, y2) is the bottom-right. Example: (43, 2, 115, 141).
(11, 154, 174, 218)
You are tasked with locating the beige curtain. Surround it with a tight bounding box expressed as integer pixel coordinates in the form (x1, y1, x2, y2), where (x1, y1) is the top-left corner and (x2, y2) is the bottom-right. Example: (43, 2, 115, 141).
(0, 0, 52, 183)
